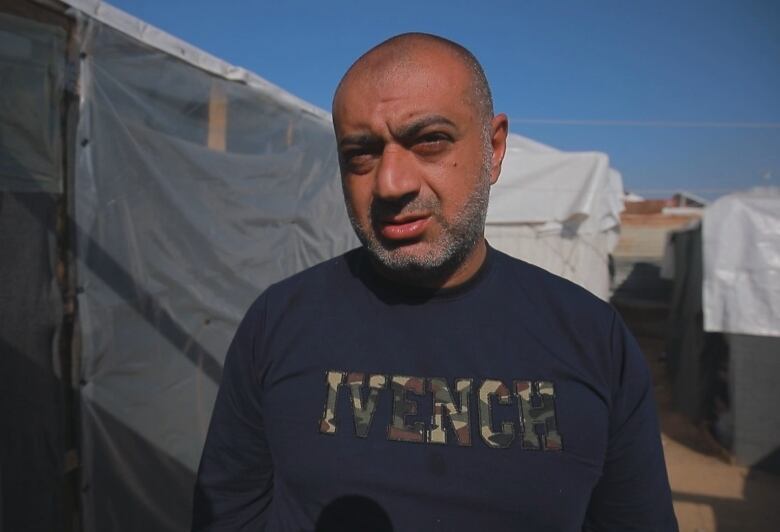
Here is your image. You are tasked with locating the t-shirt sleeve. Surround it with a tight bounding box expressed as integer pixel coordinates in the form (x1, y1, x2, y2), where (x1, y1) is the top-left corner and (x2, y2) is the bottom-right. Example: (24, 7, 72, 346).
(192, 296, 273, 531)
(583, 311, 678, 531)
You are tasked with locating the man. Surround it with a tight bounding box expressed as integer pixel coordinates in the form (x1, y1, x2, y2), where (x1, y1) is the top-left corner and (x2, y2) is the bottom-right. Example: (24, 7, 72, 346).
(193, 33, 677, 531)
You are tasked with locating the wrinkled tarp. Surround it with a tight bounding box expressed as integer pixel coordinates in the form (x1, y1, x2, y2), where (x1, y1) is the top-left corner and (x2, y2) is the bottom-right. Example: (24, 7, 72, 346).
(0, 12, 65, 193)
(74, 17, 357, 532)
(62, 0, 328, 121)
(0, 10, 66, 532)
(0, 192, 64, 532)
(488, 134, 623, 235)
(703, 188, 780, 337)
(486, 134, 624, 300)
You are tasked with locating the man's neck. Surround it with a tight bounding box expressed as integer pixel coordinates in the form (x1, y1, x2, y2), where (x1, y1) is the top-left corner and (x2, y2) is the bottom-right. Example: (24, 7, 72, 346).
(369, 239, 488, 291)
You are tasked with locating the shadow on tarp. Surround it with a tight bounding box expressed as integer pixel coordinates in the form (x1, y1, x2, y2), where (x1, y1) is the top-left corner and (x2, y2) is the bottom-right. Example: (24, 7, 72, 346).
(10, 191, 224, 386)
(0, 336, 63, 532)
(3, 125, 224, 384)
(81, 397, 196, 532)
(0, 188, 64, 532)
(5, 161, 217, 531)
(1, 335, 197, 532)
(75, 217, 224, 385)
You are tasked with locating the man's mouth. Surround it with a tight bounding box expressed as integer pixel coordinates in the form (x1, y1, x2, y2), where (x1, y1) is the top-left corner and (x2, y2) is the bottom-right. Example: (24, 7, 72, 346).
(377, 215, 430, 241)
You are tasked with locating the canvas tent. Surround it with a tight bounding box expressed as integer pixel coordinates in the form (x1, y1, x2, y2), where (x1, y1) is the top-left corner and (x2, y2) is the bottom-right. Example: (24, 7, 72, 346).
(664, 188, 780, 472)
(1, 2, 626, 531)
(703, 188, 780, 471)
(1, 1, 358, 531)
(703, 188, 780, 338)
(486, 133, 624, 300)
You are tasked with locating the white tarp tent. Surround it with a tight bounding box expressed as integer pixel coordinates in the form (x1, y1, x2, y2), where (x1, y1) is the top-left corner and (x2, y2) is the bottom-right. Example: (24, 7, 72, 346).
(703, 187, 780, 337)
(486, 133, 624, 300)
(663, 188, 780, 472)
(12, 1, 359, 531)
(703, 188, 780, 472)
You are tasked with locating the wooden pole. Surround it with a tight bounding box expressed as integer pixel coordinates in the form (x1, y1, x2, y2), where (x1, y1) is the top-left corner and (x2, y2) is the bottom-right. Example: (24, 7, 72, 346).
(207, 82, 227, 151)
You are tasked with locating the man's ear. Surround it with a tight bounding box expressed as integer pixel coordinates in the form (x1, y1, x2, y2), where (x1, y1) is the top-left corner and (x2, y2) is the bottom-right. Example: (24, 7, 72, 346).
(489, 113, 509, 185)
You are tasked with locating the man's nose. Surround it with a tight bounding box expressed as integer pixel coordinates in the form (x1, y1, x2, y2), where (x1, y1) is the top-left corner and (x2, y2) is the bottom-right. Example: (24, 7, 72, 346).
(373, 145, 421, 201)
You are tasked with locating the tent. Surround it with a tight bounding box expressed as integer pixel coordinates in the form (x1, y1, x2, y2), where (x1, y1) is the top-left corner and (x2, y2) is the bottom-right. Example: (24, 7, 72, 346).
(486, 133, 624, 300)
(1, 1, 357, 531)
(664, 188, 780, 472)
(702, 188, 780, 471)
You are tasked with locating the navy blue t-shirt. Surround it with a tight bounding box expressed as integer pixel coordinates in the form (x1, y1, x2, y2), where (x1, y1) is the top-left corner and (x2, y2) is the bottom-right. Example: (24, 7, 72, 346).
(193, 247, 677, 531)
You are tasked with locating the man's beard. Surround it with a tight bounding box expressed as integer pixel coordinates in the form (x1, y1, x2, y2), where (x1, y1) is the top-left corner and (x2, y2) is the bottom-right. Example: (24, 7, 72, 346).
(345, 158, 492, 285)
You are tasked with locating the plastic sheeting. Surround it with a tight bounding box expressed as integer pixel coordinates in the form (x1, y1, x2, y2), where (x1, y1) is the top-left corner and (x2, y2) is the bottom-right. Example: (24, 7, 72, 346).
(1, 9, 68, 531)
(486, 134, 624, 300)
(0, 12, 65, 193)
(62, 0, 327, 121)
(488, 134, 623, 235)
(0, 192, 64, 532)
(73, 16, 357, 532)
(703, 188, 780, 337)
(486, 225, 614, 300)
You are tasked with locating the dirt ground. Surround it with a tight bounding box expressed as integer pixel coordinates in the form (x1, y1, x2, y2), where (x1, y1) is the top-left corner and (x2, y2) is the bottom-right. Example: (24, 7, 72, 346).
(638, 336, 780, 532)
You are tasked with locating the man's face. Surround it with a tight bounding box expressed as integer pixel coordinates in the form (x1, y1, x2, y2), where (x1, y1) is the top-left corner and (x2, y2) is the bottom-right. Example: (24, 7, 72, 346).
(333, 47, 503, 284)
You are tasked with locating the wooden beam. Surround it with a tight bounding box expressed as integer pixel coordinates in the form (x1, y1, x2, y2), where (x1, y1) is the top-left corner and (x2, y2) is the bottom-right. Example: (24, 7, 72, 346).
(207, 82, 227, 151)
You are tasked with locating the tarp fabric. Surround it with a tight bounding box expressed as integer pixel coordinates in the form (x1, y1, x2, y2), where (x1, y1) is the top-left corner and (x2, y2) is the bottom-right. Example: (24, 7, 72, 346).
(486, 134, 624, 300)
(0, 12, 65, 193)
(73, 17, 357, 532)
(0, 10, 66, 531)
(703, 188, 780, 337)
(0, 192, 64, 532)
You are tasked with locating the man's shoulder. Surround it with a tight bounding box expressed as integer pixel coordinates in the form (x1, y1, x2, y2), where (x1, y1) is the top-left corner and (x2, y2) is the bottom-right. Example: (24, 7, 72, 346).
(278, 247, 360, 287)
(490, 247, 615, 322)
(257, 247, 363, 305)
(239, 248, 362, 330)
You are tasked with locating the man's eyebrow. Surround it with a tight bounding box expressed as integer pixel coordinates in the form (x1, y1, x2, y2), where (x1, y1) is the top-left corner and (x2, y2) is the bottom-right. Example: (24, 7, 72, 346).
(338, 133, 382, 149)
(337, 115, 457, 149)
(394, 115, 457, 140)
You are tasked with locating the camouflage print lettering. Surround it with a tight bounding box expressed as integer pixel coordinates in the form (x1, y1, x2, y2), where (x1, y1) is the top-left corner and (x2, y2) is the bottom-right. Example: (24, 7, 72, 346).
(387, 375, 426, 443)
(515, 380, 563, 451)
(319, 370, 346, 434)
(477, 379, 515, 449)
(346, 372, 388, 438)
(428, 378, 473, 446)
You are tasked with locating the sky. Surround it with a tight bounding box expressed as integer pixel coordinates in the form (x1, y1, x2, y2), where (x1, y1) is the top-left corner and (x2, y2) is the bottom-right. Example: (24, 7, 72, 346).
(110, 0, 780, 200)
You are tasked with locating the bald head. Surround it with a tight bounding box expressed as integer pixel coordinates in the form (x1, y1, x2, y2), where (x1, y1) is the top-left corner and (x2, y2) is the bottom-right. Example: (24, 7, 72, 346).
(333, 33, 494, 126)
(331, 33, 509, 287)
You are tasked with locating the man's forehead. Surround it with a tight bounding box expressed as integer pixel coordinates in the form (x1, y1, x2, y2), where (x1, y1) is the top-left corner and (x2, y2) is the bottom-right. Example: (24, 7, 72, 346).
(333, 46, 473, 118)
(333, 77, 472, 141)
